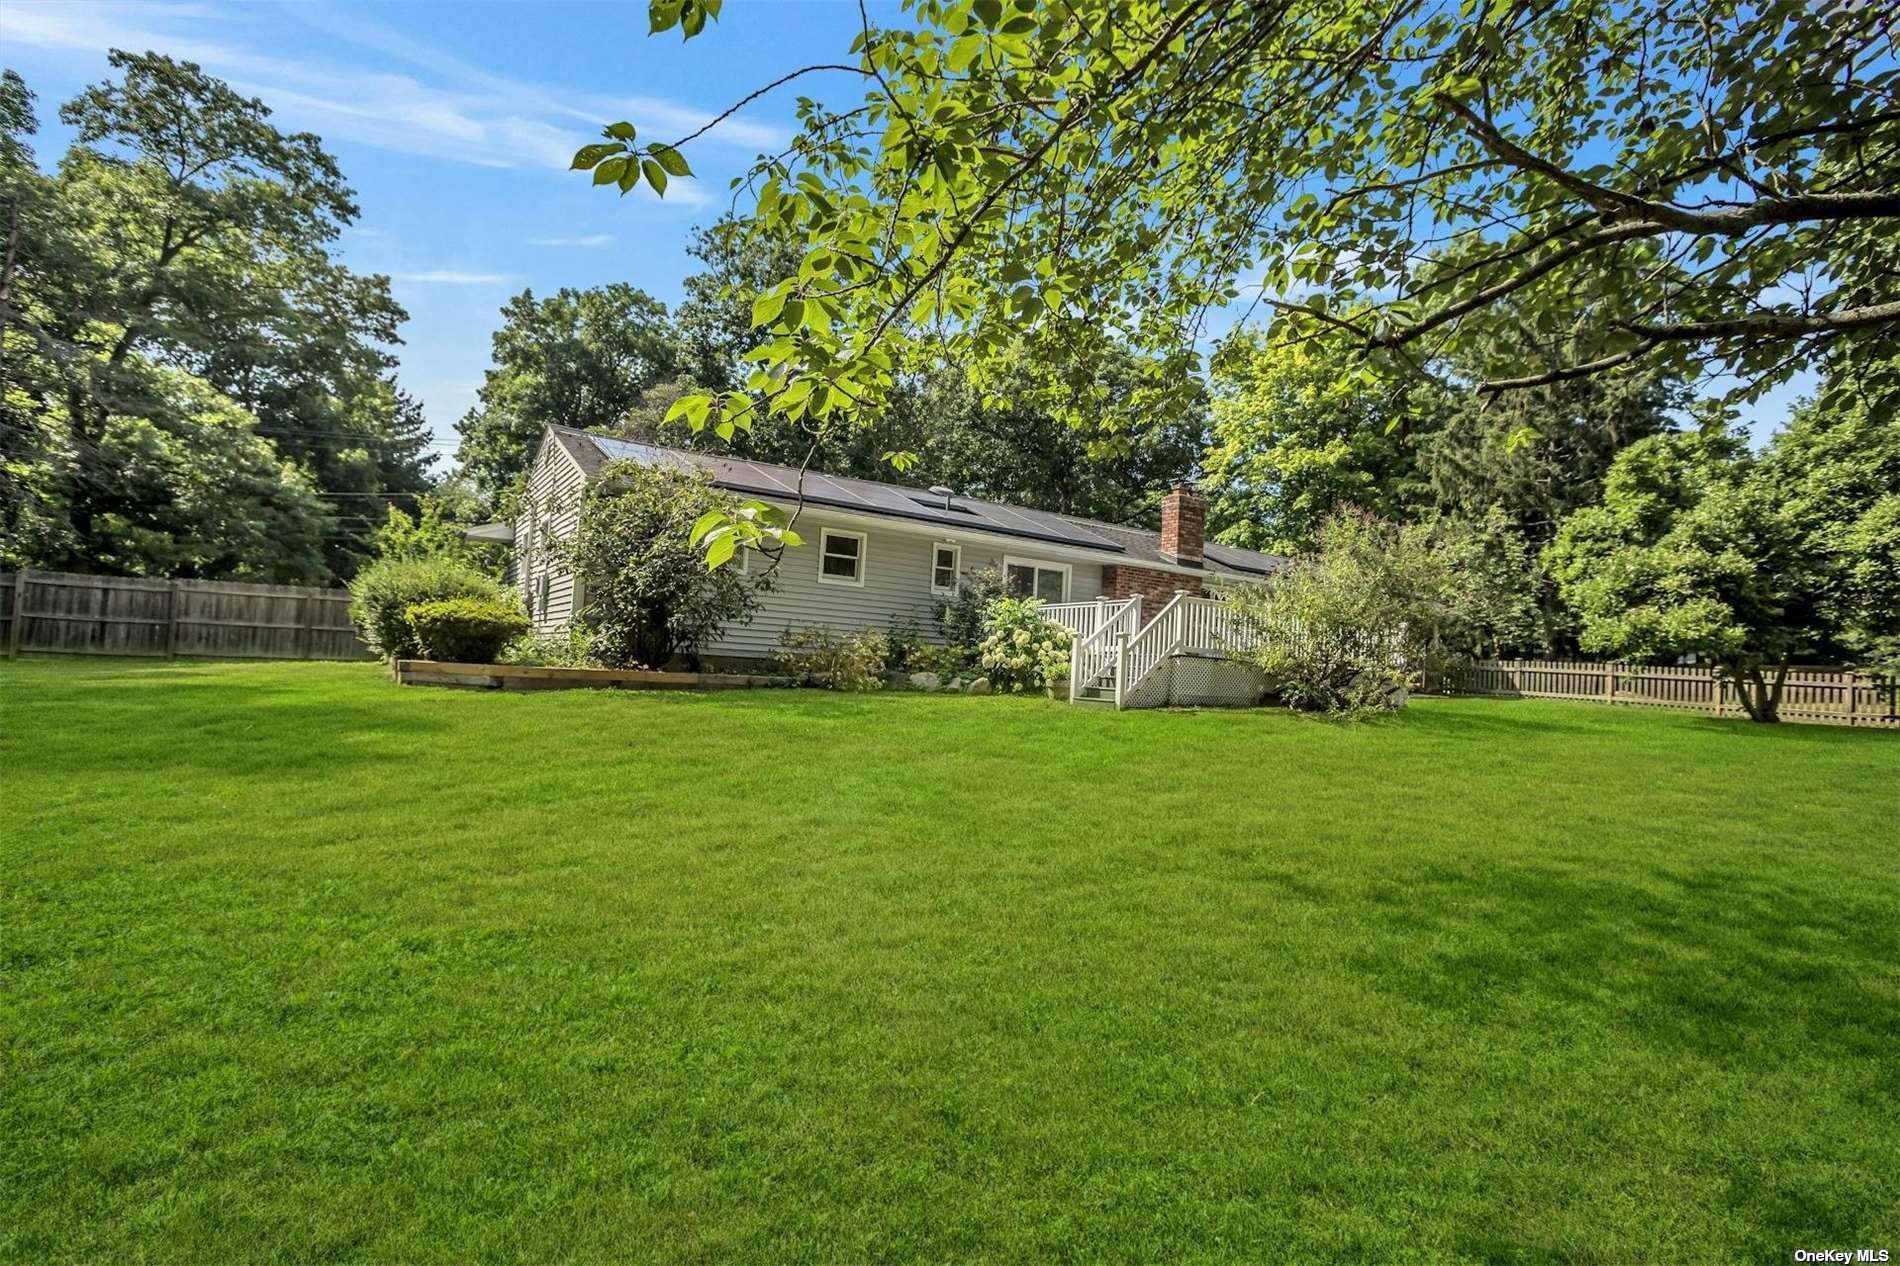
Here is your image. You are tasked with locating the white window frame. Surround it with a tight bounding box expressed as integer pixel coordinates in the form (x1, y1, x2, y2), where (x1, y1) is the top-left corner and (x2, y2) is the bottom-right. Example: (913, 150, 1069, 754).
(817, 528, 868, 587)
(930, 542, 961, 595)
(1002, 555, 1072, 603)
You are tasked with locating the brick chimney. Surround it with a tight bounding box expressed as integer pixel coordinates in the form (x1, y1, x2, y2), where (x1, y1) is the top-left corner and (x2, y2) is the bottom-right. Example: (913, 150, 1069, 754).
(1160, 484, 1205, 565)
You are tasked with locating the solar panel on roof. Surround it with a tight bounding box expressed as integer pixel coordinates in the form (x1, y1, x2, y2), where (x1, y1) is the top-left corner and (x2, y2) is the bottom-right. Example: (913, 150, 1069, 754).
(1203, 542, 1279, 574)
(585, 434, 1127, 553)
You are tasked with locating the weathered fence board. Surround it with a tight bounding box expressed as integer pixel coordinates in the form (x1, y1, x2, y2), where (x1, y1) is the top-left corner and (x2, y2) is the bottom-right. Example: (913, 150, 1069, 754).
(0, 571, 371, 661)
(1426, 658, 1897, 728)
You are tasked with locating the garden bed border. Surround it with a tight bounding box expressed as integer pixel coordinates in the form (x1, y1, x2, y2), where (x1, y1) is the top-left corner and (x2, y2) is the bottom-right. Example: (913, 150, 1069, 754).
(395, 659, 789, 692)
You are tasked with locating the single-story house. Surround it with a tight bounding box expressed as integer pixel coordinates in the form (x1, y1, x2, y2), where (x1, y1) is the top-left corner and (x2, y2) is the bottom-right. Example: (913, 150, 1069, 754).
(481, 425, 1286, 705)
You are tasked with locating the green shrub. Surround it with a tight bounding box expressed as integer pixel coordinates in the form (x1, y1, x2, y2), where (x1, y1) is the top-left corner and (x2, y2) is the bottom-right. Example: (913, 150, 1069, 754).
(886, 616, 925, 673)
(978, 597, 1074, 692)
(775, 626, 889, 690)
(1222, 510, 1463, 715)
(561, 462, 767, 669)
(501, 626, 600, 668)
(349, 556, 511, 659)
(933, 565, 1005, 649)
(405, 597, 530, 664)
(908, 641, 974, 677)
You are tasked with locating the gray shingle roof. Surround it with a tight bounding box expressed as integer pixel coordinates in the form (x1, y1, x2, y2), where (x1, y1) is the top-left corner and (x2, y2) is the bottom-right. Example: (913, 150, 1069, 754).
(544, 426, 1285, 579)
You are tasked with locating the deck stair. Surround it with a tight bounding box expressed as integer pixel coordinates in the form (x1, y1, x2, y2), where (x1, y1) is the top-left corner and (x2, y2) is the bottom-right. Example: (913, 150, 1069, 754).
(1054, 592, 1267, 709)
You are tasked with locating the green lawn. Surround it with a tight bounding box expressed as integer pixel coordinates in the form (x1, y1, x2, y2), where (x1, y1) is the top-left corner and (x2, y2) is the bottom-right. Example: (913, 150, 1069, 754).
(2, 657, 1894, 1263)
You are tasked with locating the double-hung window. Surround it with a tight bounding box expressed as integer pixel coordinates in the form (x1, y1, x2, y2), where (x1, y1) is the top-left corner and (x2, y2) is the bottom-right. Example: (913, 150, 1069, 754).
(1003, 556, 1070, 603)
(930, 543, 960, 594)
(818, 528, 867, 586)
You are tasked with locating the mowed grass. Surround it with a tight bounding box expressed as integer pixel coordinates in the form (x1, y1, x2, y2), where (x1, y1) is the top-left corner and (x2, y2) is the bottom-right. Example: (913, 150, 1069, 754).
(1, 658, 1894, 1264)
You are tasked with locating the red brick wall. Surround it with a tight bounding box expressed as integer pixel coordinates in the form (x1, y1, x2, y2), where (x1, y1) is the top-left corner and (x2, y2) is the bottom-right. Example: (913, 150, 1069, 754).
(1101, 565, 1202, 606)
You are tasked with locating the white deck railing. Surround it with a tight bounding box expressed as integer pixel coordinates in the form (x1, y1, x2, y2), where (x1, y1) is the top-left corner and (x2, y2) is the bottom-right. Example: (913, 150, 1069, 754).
(1114, 593, 1270, 707)
(1065, 597, 1143, 700)
(1041, 598, 1139, 644)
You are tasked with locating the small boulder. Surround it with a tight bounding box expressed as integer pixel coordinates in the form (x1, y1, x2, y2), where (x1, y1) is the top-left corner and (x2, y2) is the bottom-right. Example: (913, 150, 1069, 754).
(967, 676, 992, 696)
(946, 677, 964, 693)
(908, 671, 942, 692)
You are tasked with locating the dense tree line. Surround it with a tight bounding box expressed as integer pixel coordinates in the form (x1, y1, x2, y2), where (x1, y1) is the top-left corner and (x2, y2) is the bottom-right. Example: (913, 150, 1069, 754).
(453, 214, 1204, 526)
(1, 55, 432, 584)
(1199, 326, 1899, 686)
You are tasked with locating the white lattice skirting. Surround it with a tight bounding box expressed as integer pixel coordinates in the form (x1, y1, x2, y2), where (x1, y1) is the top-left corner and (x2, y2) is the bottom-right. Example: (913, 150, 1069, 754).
(1125, 654, 1272, 708)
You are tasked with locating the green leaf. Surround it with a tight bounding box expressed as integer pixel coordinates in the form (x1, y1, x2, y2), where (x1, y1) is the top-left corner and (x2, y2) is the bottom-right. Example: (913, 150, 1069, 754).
(704, 531, 738, 569)
(973, 0, 1002, 29)
(688, 509, 725, 545)
(751, 289, 787, 326)
(570, 142, 622, 171)
(649, 143, 692, 177)
(947, 35, 983, 73)
(1441, 74, 1483, 101)
(649, 0, 681, 33)
(642, 158, 668, 196)
(665, 395, 711, 429)
(592, 156, 630, 187)
(605, 121, 637, 141)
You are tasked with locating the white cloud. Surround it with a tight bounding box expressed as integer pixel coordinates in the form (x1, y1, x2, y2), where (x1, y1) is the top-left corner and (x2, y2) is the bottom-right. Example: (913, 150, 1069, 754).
(4, 0, 787, 175)
(392, 271, 522, 285)
(528, 234, 616, 248)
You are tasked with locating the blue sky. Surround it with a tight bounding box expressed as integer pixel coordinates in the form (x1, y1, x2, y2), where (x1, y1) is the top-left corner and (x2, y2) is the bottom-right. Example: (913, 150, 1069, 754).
(4, 0, 1808, 463)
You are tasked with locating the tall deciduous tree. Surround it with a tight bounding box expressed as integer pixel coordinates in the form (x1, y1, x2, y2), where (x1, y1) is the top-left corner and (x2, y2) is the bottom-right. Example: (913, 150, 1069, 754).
(1202, 332, 1421, 554)
(1760, 363, 1900, 670)
(1546, 385, 1900, 721)
(1, 54, 427, 580)
(570, 0, 1899, 561)
(454, 283, 682, 504)
(673, 214, 804, 392)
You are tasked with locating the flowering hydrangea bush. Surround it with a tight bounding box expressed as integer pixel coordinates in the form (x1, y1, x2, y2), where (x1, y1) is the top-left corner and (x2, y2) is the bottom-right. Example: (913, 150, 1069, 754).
(978, 597, 1073, 692)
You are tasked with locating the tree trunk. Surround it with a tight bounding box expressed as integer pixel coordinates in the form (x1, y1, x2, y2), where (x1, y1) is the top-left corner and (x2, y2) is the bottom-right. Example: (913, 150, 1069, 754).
(1726, 660, 1784, 723)
(1763, 657, 1790, 723)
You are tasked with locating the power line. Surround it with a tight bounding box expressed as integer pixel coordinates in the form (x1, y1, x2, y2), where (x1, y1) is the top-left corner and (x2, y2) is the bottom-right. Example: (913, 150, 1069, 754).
(310, 490, 432, 498)
(252, 427, 459, 448)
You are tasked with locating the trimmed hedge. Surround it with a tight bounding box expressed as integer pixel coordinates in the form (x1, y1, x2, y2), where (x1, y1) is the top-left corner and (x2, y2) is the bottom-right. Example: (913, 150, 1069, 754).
(349, 557, 512, 660)
(405, 597, 530, 665)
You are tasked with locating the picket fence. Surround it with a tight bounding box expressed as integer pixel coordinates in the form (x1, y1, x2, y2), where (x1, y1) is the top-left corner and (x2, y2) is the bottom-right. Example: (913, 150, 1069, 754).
(1, 570, 371, 661)
(1425, 658, 1898, 728)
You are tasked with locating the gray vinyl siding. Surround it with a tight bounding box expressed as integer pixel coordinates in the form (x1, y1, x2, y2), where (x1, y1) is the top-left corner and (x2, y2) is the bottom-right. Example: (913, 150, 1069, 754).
(513, 442, 1113, 656)
(514, 440, 588, 633)
(703, 507, 1103, 660)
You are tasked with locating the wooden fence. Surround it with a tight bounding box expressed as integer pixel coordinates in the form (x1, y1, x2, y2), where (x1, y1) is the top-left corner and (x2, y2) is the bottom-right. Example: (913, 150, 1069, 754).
(1, 570, 371, 661)
(1425, 658, 1899, 728)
